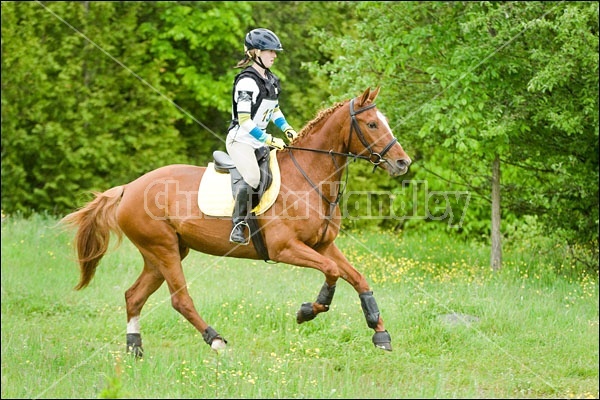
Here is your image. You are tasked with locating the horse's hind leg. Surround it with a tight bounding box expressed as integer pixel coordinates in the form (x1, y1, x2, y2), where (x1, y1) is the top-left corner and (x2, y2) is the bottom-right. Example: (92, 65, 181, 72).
(125, 264, 165, 357)
(139, 244, 227, 352)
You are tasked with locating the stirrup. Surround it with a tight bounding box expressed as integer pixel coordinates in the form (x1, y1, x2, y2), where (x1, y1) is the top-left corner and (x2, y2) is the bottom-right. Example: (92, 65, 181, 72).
(229, 221, 250, 245)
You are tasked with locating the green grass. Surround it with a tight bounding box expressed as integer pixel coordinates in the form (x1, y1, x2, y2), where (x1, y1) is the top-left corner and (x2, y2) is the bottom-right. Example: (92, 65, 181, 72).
(1, 215, 598, 398)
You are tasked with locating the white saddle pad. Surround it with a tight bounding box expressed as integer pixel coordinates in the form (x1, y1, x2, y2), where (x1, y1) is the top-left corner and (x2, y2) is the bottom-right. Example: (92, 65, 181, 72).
(197, 149, 281, 217)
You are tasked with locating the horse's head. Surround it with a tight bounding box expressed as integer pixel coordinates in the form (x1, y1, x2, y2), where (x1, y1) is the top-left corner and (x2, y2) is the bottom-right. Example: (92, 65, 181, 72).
(346, 87, 411, 176)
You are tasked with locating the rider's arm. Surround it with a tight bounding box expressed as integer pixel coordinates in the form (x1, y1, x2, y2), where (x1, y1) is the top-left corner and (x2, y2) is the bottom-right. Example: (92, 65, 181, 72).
(273, 105, 297, 141)
(235, 78, 268, 142)
(272, 106, 292, 132)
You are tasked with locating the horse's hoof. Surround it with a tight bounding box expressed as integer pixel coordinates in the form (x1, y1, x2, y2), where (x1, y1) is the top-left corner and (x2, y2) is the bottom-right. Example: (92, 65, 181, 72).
(296, 302, 315, 324)
(126, 333, 144, 358)
(373, 330, 392, 351)
(211, 339, 227, 352)
(128, 345, 144, 358)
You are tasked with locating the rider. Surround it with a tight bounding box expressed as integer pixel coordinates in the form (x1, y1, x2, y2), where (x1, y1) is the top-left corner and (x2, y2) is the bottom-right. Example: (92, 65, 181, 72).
(226, 28, 298, 245)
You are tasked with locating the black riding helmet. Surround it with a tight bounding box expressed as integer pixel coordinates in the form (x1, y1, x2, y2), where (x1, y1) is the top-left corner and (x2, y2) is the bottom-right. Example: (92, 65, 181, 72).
(245, 28, 283, 52)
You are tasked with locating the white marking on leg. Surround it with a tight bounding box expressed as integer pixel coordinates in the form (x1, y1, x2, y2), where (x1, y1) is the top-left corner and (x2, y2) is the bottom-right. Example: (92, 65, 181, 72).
(127, 316, 140, 334)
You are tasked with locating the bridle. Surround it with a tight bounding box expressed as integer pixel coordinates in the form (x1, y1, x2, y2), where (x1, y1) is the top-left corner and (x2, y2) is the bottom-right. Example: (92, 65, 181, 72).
(284, 98, 399, 244)
(286, 98, 398, 172)
(348, 98, 398, 171)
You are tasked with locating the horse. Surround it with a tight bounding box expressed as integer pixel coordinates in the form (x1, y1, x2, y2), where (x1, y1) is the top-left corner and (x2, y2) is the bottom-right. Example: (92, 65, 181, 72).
(61, 87, 411, 356)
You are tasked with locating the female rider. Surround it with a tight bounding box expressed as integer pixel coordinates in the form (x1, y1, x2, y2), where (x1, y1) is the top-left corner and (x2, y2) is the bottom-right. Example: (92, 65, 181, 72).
(226, 28, 298, 244)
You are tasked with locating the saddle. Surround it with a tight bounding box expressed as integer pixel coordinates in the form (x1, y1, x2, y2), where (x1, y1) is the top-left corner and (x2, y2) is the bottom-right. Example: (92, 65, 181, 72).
(198, 147, 280, 217)
(197, 148, 281, 261)
(213, 146, 273, 210)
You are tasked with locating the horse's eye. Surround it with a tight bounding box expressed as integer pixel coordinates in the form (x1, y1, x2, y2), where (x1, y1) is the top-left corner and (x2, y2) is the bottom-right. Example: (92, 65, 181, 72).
(367, 122, 377, 129)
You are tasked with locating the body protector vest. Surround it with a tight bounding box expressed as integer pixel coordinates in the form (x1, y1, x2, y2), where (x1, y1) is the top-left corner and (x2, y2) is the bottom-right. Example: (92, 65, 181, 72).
(228, 66, 282, 133)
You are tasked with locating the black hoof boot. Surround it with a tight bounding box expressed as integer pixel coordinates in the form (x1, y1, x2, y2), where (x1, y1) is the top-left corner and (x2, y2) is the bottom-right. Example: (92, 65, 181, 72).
(372, 330, 392, 351)
(126, 333, 144, 358)
(296, 302, 316, 324)
(202, 326, 228, 351)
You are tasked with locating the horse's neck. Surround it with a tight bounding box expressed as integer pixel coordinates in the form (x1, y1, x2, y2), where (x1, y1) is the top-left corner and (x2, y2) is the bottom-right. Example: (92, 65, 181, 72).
(306, 107, 349, 148)
(291, 114, 349, 184)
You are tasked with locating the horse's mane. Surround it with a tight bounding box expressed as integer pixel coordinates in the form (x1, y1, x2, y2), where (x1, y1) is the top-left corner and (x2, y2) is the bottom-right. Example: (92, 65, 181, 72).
(296, 101, 346, 140)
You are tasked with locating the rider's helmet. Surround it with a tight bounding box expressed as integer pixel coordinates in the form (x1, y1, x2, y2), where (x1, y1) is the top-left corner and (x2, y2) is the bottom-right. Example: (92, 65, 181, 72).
(244, 28, 283, 52)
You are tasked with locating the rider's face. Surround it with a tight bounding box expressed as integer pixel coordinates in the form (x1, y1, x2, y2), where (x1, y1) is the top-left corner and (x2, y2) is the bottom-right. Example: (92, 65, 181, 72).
(259, 50, 277, 68)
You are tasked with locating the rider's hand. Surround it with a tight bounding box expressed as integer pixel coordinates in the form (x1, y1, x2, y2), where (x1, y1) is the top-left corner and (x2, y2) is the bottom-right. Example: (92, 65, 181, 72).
(265, 134, 286, 150)
(284, 127, 298, 142)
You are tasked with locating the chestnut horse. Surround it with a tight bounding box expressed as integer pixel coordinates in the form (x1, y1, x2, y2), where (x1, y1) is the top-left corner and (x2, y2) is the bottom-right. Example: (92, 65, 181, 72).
(61, 87, 411, 356)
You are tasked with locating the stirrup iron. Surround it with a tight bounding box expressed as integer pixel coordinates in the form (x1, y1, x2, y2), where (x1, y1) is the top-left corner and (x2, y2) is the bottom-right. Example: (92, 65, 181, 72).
(229, 221, 250, 245)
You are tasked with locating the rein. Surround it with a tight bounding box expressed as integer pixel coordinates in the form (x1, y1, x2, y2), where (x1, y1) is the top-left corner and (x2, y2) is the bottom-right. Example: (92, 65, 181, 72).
(285, 99, 398, 245)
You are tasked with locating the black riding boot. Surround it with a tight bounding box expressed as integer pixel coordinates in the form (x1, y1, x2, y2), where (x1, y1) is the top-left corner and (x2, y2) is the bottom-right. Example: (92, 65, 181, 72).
(230, 182, 252, 245)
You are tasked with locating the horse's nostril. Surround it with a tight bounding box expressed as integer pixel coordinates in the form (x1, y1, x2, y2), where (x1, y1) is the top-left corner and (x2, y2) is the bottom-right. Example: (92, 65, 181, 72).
(397, 159, 411, 169)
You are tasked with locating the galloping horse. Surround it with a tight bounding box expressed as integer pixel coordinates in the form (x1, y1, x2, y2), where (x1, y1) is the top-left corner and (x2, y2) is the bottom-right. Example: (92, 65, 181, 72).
(61, 87, 411, 356)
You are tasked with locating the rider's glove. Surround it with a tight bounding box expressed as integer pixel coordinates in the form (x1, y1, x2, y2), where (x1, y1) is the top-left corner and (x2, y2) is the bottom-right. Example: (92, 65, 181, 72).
(265, 134, 285, 150)
(284, 127, 298, 142)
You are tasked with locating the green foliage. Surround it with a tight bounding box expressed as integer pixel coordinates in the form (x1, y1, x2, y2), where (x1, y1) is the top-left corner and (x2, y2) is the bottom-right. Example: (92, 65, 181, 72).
(1, 2, 187, 214)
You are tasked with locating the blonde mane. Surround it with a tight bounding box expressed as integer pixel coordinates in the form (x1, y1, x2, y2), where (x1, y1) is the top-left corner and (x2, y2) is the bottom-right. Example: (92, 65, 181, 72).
(295, 101, 346, 140)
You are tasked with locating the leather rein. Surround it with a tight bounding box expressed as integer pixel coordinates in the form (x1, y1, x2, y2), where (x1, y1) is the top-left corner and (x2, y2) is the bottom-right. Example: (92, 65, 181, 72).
(284, 98, 398, 245)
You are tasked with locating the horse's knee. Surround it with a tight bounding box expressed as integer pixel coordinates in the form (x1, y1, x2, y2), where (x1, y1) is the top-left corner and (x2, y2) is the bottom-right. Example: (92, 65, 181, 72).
(320, 261, 340, 280)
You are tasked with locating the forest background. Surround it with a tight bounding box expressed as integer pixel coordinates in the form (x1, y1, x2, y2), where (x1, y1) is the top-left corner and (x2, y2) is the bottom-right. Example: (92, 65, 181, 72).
(1, 1, 598, 273)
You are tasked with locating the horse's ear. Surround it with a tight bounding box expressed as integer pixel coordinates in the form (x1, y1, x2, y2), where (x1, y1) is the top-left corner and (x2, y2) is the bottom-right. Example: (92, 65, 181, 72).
(370, 86, 381, 102)
(358, 87, 371, 106)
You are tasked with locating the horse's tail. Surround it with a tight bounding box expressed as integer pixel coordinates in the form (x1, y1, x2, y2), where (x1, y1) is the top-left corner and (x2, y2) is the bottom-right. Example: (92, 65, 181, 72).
(61, 185, 125, 290)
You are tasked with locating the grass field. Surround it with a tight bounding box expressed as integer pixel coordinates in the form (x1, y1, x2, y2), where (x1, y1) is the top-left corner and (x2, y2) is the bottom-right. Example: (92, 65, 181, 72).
(1, 214, 598, 398)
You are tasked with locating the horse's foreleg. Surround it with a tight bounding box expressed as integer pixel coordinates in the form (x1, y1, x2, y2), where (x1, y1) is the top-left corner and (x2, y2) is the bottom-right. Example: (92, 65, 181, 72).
(125, 266, 165, 358)
(323, 244, 392, 351)
(275, 241, 341, 323)
(359, 290, 392, 351)
(296, 281, 337, 323)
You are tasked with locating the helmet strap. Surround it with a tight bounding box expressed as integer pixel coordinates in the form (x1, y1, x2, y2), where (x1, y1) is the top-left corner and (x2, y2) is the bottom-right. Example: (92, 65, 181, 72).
(254, 55, 268, 70)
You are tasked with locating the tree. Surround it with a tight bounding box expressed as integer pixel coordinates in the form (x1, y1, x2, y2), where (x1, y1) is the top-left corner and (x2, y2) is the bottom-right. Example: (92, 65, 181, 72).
(1, 2, 252, 213)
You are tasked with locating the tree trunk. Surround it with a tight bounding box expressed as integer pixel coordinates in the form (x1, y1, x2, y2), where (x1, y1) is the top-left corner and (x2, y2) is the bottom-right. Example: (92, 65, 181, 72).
(491, 154, 502, 271)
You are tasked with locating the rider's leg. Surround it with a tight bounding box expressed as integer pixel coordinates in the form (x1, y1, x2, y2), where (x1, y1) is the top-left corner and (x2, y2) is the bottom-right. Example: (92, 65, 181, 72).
(225, 140, 262, 245)
(230, 181, 252, 244)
